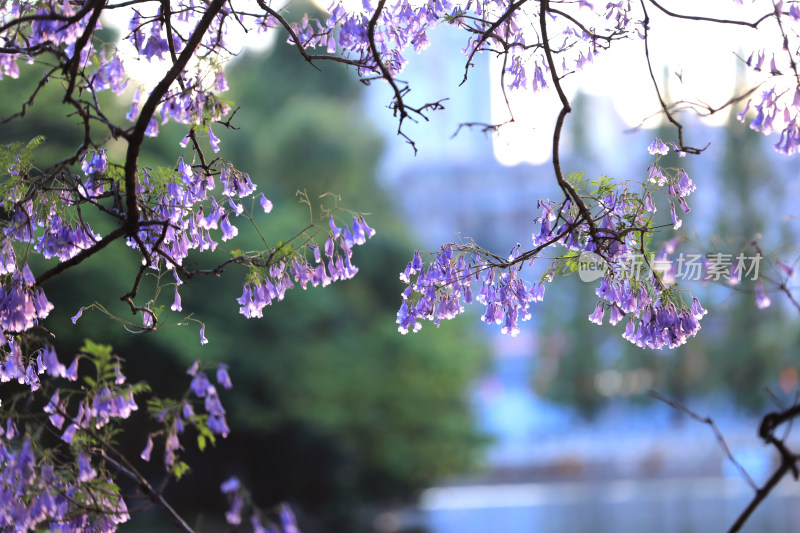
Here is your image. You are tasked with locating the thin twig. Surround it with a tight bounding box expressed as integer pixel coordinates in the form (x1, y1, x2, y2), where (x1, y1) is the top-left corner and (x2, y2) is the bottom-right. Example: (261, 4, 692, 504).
(649, 390, 758, 490)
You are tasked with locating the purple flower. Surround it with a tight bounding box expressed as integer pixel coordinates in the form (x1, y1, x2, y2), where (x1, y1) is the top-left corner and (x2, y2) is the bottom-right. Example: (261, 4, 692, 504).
(208, 413, 230, 437)
(41, 346, 66, 378)
(171, 288, 182, 311)
(208, 127, 221, 153)
(215, 70, 229, 92)
(647, 137, 669, 155)
(219, 214, 238, 241)
(178, 156, 193, 182)
(221, 477, 240, 494)
(204, 385, 225, 416)
(260, 193, 273, 213)
(669, 201, 682, 230)
(755, 281, 771, 309)
(65, 357, 79, 381)
(644, 191, 656, 213)
(608, 304, 624, 325)
(43, 389, 65, 429)
(141, 434, 154, 462)
(165, 432, 181, 467)
(279, 504, 300, 533)
(217, 363, 233, 389)
(328, 216, 343, 238)
(200, 324, 209, 345)
(77, 453, 97, 483)
(396, 300, 421, 334)
(113, 361, 126, 385)
(190, 371, 211, 397)
(225, 494, 244, 525)
(71, 307, 85, 324)
(352, 216, 376, 242)
(588, 301, 605, 325)
(676, 169, 695, 196)
(61, 424, 77, 444)
(81, 149, 107, 176)
(691, 297, 707, 319)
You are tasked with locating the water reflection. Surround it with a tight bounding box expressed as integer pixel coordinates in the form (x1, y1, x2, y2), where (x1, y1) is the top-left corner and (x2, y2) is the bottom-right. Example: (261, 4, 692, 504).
(415, 477, 800, 533)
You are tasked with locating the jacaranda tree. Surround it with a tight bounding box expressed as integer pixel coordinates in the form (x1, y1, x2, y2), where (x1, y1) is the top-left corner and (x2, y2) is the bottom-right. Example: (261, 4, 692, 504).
(0, 0, 798, 530)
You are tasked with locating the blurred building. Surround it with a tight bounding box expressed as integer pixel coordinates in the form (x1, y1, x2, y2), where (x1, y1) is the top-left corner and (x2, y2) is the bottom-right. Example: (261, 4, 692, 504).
(364, 22, 800, 478)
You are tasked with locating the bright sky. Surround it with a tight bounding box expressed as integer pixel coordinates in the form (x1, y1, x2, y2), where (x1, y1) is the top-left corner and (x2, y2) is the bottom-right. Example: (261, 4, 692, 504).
(108, 0, 788, 166)
(312, 0, 789, 166)
(490, 0, 782, 165)
(103, 0, 276, 91)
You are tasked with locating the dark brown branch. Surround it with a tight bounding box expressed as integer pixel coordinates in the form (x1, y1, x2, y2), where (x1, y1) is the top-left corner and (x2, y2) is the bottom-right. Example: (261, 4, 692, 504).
(63, 0, 106, 102)
(97, 444, 193, 532)
(123, 0, 228, 237)
(255, 0, 321, 71)
(460, 0, 527, 86)
(729, 399, 800, 532)
(770, 0, 800, 86)
(539, 0, 599, 242)
(1, 64, 62, 125)
(35, 226, 127, 286)
(547, 7, 623, 43)
(367, 1, 404, 118)
(648, 0, 773, 29)
(365, 0, 427, 152)
(729, 461, 792, 533)
(639, 0, 706, 155)
(0, 1, 96, 35)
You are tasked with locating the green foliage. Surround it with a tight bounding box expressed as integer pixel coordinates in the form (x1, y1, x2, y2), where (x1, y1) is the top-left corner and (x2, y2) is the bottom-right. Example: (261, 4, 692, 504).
(8, 23, 490, 528)
(0, 135, 44, 176)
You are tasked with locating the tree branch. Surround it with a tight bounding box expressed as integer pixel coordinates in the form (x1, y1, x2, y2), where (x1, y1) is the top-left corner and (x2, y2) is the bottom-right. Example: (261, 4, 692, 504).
(123, 0, 228, 237)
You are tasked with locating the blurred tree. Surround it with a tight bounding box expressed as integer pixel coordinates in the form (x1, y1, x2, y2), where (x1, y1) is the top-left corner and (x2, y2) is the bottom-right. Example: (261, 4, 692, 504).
(2, 16, 490, 531)
(532, 101, 800, 414)
(694, 106, 800, 411)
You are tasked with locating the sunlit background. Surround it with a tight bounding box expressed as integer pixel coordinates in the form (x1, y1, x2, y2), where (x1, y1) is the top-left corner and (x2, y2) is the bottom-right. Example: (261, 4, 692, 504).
(357, 14, 800, 532)
(3, 0, 800, 531)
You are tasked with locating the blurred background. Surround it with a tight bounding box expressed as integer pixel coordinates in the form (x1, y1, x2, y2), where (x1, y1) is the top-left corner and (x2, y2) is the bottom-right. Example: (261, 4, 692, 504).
(3, 2, 800, 531)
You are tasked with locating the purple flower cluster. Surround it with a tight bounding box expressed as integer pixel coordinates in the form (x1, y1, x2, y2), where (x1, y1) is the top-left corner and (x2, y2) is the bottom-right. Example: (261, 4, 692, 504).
(292, 0, 627, 94)
(59, 385, 139, 445)
(0, 114, 370, 346)
(221, 477, 301, 532)
(141, 361, 233, 471)
(397, 245, 546, 337)
(0, 0, 132, 100)
(0, 345, 134, 531)
(0, 265, 53, 338)
(0, 438, 130, 531)
(3, 0, 243, 141)
(398, 139, 706, 350)
(188, 360, 231, 438)
(237, 216, 375, 318)
(1, 341, 75, 393)
(593, 275, 706, 349)
(738, 77, 800, 155)
(128, 157, 257, 267)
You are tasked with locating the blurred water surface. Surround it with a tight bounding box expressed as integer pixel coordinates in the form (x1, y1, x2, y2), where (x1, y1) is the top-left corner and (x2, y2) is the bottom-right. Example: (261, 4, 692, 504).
(414, 477, 800, 533)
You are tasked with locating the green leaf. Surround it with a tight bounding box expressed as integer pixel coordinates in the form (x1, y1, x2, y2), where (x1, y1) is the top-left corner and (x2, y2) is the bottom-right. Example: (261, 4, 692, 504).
(173, 461, 191, 480)
(80, 339, 113, 361)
